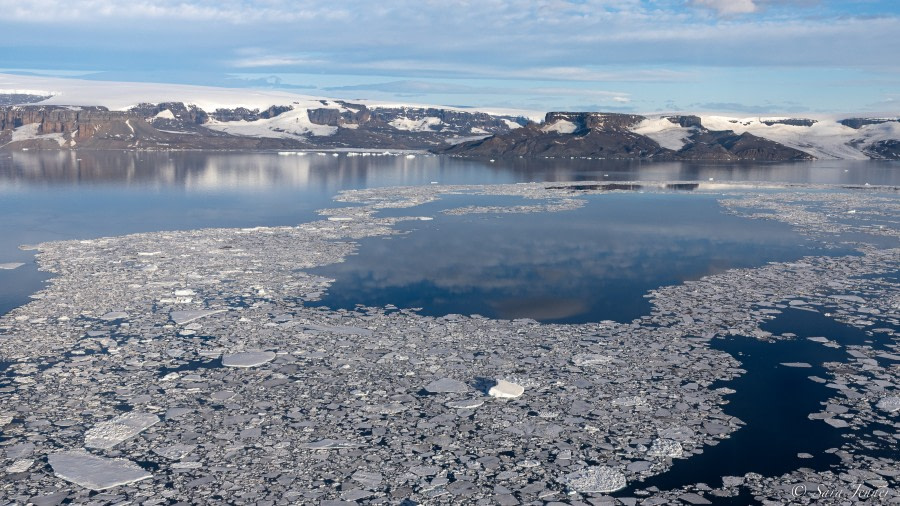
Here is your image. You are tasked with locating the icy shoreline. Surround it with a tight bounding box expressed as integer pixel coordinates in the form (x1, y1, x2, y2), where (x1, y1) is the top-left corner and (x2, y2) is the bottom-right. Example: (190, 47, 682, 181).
(0, 181, 897, 504)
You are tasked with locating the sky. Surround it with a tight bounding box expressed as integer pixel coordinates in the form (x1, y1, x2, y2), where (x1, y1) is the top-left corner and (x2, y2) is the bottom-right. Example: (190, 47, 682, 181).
(1, 0, 899, 114)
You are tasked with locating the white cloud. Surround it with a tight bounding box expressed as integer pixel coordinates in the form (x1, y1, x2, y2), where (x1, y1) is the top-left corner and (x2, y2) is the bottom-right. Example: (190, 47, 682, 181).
(691, 0, 758, 15)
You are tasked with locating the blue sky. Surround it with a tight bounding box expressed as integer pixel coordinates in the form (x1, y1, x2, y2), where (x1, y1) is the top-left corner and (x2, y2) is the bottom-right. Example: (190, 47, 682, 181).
(1, 0, 898, 114)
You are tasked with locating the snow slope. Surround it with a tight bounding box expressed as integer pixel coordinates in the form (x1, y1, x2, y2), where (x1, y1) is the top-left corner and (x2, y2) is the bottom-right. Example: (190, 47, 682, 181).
(700, 116, 900, 160)
(206, 108, 338, 138)
(630, 117, 696, 151)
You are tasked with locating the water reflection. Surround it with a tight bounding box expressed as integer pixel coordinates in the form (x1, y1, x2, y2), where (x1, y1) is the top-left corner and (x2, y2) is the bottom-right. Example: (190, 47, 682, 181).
(1, 151, 898, 190)
(311, 193, 845, 323)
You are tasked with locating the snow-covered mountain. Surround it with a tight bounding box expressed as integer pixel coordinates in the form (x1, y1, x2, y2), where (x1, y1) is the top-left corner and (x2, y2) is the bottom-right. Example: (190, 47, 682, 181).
(0, 74, 897, 159)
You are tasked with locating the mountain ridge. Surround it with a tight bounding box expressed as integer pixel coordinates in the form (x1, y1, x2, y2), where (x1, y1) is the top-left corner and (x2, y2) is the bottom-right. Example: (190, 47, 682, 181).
(0, 92, 898, 160)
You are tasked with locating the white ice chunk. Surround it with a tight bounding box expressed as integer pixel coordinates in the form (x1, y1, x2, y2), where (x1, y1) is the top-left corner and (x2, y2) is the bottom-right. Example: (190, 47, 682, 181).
(6, 459, 33, 473)
(0, 262, 25, 270)
(85, 412, 160, 449)
(170, 309, 225, 325)
(781, 362, 813, 368)
(99, 311, 128, 321)
(48, 451, 152, 491)
(559, 466, 627, 493)
(876, 396, 900, 413)
(572, 353, 613, 366)
(222, 351, 276, 368)
(488, 379, 524, 399)
(446, 399, 485, 409)
(646, 438, 684, 458)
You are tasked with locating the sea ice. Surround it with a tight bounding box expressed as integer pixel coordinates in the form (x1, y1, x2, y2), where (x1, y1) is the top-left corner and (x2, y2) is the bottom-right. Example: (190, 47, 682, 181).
(0, 262, 25, 270)
(424, 378, 469, 394)
(559, 466, 627, 493)
(446, 399, 485, 409)
(488, 380, 524, 399)
(170, 309, 225, 325)
(300, 439, 361, 450)
(222, 351, 276, 367)
(99, 311, 128, 321)
(875, 396, 900, 413)
(647, 438, 684, 458)
(85, 412, 160, 449)
(48, 451, 152, 491)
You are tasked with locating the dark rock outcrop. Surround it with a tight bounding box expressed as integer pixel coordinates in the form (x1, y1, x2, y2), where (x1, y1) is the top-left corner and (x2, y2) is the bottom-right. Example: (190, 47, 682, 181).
(839, 118, 899, 129)
(761, 119, 817, 127)
(865, 140, 900, 160)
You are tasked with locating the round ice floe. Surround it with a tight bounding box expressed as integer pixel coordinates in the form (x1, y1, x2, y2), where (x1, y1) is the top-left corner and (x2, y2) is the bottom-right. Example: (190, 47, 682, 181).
(222, 351, 276, 368)
(646, 438, 684, 458)
(488, 379, 525, 399)
(876, 396, 900, 413)
(559, 466, 627, 493)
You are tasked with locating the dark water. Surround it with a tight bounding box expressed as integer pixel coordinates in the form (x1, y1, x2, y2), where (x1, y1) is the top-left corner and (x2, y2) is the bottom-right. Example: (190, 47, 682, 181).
(311, 193, 847, 323)
(624, 308, 884, 499)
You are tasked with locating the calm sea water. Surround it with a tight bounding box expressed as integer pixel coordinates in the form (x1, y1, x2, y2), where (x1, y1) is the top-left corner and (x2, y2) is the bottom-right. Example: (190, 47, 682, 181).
(1, 151, 898, 315)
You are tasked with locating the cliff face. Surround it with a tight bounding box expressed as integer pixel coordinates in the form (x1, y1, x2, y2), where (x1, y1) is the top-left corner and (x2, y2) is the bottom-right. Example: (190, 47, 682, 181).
(0, 106, 140, 141)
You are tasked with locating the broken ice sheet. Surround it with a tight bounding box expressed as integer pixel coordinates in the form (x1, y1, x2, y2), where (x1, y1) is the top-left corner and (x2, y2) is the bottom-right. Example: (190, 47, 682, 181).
(300, 439, 362, 450)
(48, 451, 152, 491)
(0, 262, 25, 270)
(170, 309, 225, 325)
(559, 466, 627, 493)
(222, 351, 276, 367)
(84, 412, 160, 449)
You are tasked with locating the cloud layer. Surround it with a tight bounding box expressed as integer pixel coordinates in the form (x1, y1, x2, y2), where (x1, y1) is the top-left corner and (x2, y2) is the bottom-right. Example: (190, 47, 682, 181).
(1, 0, 898, 113)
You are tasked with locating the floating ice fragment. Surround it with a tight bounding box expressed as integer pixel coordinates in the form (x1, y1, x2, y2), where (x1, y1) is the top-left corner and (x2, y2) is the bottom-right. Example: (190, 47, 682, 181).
(222, 351, 276, 368)
(300, 439, 361, 450)
(876, 396, 900, 413)
(170, 461, 202, 469)
(351, 470, 383, 488)
(170, 309, 225, 325)
(446, 399, 485, 409)
(559, 466, 627, 493)
(302, 323, 373, 336)
(488, 380, 524, 399)
(824, 418, 849, 428)
(85, 412, 160, 449)
(571, 353, 613, 366)
(646, 438, 683, 458)
(780, 362, 813, 368)
(0, 262, 25, 270)
(424, 378, 469, 394)
(6, 459, 33, 473)
(153, 443, 196, 460)
(48, 451, 152, 491)
(99, 311, 128, 321)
